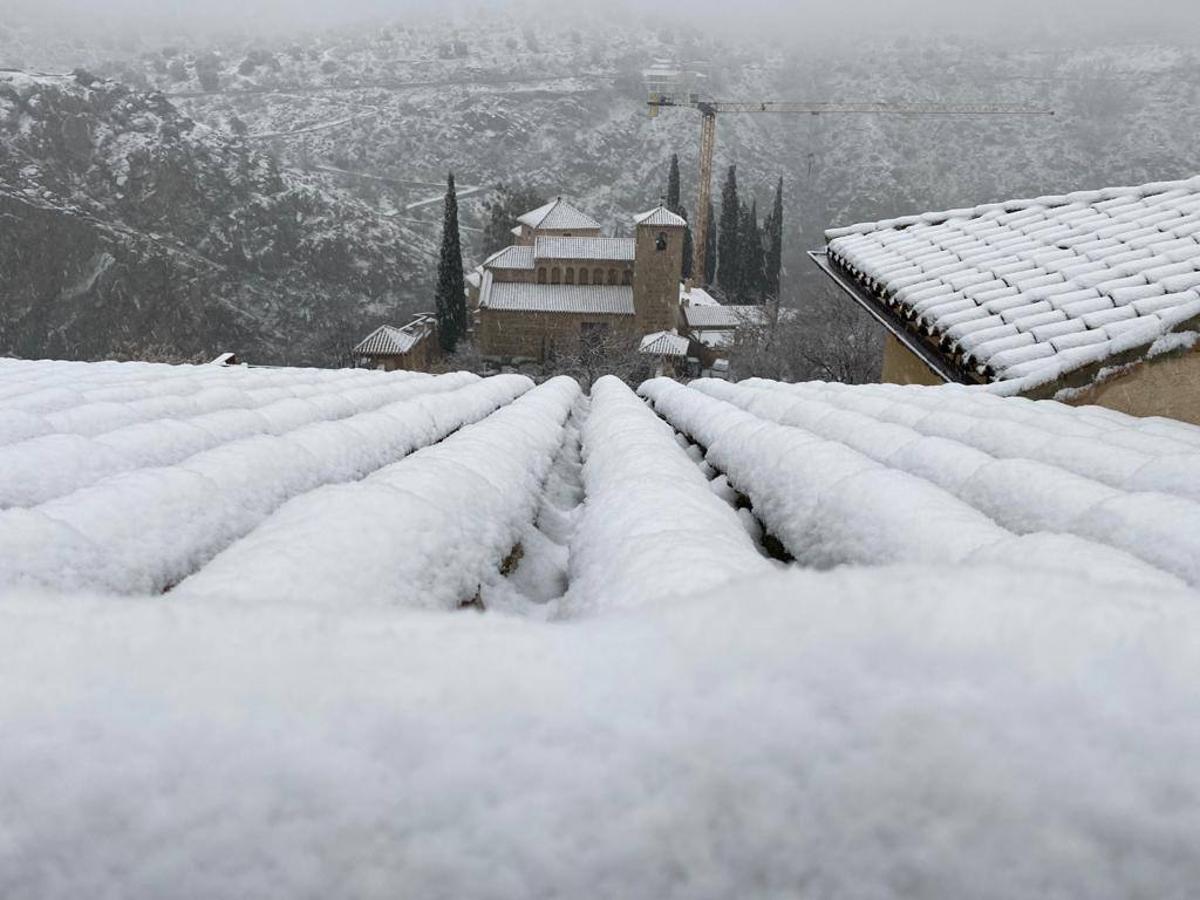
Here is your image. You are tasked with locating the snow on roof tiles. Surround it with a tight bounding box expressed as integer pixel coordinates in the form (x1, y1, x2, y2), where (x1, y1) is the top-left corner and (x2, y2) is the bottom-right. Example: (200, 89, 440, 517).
(680, 284, 720, 307)
(634, 205, 687, 228)
(533, 236, 635, 262)
(482, 245, 535, 270)
(480, 281, 635, 315)
(516, 198, 601, 232)
(638, 331, 690, 357)
(641, 376, 1200, 589)
(353, 317, 434, 356)
(684, 305, 775, 328)
(823, 175, 1200, 385)
(3, 361, 1200, 897)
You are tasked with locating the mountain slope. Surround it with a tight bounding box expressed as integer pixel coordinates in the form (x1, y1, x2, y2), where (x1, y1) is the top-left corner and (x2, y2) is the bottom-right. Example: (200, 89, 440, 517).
(0, 69, 429, 364)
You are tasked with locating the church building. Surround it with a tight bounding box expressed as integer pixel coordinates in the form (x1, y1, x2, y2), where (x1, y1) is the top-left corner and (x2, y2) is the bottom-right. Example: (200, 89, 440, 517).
(472, 198, 688, 363)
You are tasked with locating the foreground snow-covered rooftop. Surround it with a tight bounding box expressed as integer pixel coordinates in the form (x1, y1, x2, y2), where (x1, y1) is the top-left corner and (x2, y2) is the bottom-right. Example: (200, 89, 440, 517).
(823, 174, 1200, 386)
(2, 356, 1200, 897)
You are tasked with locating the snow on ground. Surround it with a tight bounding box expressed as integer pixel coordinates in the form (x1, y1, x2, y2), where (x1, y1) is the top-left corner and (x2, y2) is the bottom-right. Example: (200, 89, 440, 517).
(2, 358, 1200, 897)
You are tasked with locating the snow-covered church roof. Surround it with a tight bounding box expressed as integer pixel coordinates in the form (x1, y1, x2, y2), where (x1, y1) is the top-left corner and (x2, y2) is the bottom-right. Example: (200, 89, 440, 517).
(517, 197, 601, 232)
(821, 175, 1200, 386)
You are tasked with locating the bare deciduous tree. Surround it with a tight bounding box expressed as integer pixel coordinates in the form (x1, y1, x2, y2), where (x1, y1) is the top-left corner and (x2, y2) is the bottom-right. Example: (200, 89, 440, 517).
(728, 286, 883, 384)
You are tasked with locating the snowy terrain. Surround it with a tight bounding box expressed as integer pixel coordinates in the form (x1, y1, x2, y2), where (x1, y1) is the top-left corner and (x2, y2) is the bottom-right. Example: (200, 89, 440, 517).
(6, 15, 1200, 364)
(2, 357, 1200, 897)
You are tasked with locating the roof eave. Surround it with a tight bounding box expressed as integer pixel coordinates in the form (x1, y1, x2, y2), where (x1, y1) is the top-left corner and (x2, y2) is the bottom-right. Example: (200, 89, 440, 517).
(808, 249, 974, 386)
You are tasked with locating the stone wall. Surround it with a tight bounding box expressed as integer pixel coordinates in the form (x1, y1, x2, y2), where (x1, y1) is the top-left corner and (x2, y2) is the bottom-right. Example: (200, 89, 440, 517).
(478, 308, 635, 361)
(632, 223, 684, 334)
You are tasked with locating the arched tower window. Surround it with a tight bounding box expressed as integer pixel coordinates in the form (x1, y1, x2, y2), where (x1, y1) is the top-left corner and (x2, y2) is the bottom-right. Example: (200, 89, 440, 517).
(607, 269, 618, 285)
(537, 267, 547, 284)
(579, 268, 589, 285)
(551, 267, 561, 284)
(593, 268, 603, 284)
(656, 231, 669, 251)
(621, 269, 632, 286)
(565, 267, 575, 284)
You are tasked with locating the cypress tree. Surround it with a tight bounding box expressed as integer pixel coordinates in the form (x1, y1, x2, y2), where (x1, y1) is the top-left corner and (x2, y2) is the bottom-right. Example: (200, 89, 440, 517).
(765, 176, 783, 302)
(716, 165, 741, 299)
(704, 198, 717, 288)
(742, 199, 766, 304)
(435, 171, 467, 353)
(665, 154, 693, 280)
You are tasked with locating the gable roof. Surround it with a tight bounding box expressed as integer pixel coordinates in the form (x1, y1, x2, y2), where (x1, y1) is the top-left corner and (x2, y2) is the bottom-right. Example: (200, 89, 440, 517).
(353, 317, 434, 356)
(819, 175, 1200, 387)
(639, 331, 691, 357)
(479, 280, 635, 315)
(533, 236, 635, 262)
(517, 198, 601, 232)
(634, 205, 688, 228)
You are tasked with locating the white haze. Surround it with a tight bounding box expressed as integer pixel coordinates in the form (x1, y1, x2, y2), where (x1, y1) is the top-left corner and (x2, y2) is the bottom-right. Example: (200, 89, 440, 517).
(3, 0, 1199, 43)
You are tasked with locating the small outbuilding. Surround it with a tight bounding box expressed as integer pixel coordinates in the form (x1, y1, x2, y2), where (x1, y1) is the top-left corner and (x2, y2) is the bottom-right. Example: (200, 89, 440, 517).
(353, 314, 439, 372)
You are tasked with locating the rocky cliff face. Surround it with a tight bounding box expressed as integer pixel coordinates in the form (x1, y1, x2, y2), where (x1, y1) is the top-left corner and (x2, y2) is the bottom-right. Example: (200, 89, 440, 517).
(0, 69, 425, 364)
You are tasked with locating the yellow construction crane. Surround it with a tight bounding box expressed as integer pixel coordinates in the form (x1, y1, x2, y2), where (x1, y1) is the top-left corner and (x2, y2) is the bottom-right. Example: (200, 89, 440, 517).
(648, 95, 1056, 283)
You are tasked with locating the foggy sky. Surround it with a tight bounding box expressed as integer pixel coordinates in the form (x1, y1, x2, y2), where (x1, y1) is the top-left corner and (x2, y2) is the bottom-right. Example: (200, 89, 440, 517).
(3, 0, 1198, 40)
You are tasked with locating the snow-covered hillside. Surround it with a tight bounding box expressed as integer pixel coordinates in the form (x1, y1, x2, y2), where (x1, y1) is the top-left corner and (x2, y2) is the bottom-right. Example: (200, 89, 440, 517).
(0, 70, 430, 364)
(2, 357, 1200, 896)
(4, 16, 1200, 362)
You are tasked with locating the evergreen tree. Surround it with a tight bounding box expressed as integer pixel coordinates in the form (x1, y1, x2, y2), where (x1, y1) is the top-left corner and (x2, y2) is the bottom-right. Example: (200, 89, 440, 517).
(765, 177, 783, 302)
(704, 198, 717, 288)
(481, 183, 547, 256)
(435, 172, 467, 353)
(665, 154, 694, 280)
(742, 199, 767, 304)
(716, 165, 741, 299)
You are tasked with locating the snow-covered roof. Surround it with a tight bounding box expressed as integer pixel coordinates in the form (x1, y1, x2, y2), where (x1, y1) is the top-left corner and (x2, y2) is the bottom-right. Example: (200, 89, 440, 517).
(642, 376, 1200, 590)
(680, 284, 720, 307)
(823, 175, 1200, 386)
(683, 304, 771, 329)
(634, 205, 688, 228)
(534, 236, 636, 262)
(3, 360, 1200, 896)
(482, 244, 535, 271)
(353, 316, 434, 356)
(517, 198, 601, 232)
(480, 281, 635, 315)
(638, 331, 691, 357)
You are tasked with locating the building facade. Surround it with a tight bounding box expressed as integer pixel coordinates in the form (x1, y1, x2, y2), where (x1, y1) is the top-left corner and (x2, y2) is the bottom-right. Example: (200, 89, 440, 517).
(352, 314, 439, 372)
(475, 198, 687, 363)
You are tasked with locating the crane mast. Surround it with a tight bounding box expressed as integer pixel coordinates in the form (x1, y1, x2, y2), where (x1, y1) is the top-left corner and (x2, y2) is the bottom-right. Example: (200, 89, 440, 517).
(649, 95, 1055, 288)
